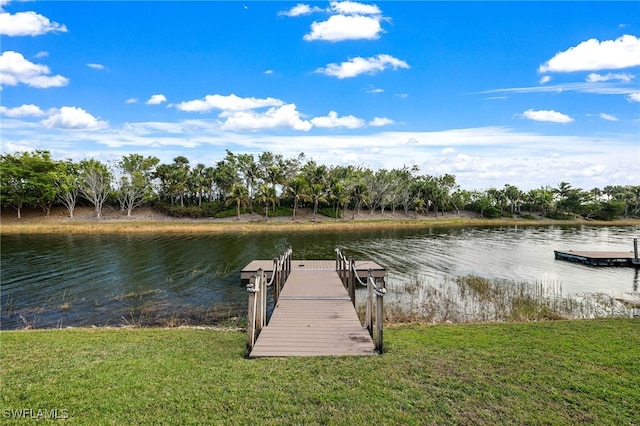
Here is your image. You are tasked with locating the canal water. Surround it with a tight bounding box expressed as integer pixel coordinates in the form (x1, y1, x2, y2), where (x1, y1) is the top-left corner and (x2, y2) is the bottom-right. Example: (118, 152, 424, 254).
(1, 225, 638, 329)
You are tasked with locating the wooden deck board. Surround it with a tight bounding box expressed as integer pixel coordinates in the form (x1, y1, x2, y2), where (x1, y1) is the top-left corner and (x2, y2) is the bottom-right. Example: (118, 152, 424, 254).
(248, 268, 376, 358)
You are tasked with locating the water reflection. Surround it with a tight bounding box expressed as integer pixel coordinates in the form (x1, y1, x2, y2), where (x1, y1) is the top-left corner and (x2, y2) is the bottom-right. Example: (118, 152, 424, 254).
(1, 225, 638, 329)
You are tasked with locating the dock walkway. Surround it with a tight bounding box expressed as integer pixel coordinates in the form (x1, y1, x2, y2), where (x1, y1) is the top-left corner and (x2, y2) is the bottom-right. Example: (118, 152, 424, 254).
(243, 250, 386, 358)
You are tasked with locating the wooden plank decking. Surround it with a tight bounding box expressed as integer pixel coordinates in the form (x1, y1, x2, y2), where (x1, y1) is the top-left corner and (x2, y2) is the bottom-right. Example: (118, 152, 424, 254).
(246, 261, 380, 357)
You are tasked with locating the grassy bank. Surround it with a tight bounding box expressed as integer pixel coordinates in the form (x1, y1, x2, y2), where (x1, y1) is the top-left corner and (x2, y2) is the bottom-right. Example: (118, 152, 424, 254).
(1, 319, 638, 424)
(2, 216, 639, 235)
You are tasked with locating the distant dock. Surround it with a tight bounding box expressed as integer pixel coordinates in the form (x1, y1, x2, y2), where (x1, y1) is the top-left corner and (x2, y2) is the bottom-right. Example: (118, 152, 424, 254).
(554, 238, 640, 268)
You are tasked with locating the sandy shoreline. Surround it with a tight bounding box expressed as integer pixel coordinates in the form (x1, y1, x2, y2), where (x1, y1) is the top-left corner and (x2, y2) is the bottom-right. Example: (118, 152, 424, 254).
(1, 206, 638, 234)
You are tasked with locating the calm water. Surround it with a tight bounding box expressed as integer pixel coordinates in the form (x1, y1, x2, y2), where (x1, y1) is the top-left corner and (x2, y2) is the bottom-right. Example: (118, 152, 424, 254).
(1, 225, 638, 329)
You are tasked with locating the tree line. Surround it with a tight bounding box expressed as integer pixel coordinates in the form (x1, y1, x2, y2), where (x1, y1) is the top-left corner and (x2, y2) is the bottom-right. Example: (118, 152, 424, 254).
(1, 150, 639, 221)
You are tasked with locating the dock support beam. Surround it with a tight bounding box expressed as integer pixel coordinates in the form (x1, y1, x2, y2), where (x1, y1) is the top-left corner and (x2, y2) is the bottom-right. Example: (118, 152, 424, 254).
(634, 238, 639, 265)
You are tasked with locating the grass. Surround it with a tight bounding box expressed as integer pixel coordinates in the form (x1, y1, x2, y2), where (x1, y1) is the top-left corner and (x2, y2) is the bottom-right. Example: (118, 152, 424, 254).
(2, 215, 638, 235)
(1, 319, 638, 424)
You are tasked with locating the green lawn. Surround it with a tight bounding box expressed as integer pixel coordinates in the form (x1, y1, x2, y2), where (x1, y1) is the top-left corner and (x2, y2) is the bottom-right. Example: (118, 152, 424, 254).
(1, 319, 638, 425)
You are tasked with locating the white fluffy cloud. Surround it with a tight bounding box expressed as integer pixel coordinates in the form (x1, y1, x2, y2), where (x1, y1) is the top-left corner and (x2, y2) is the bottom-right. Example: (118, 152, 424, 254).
(0, 104, 46, 117)
(220, 104, 312, 131)
(315, 54, 409, 78)
(331, 1, 381, 15)
(539, 35, 640, 73)
(586, 72, 634, 83)
(278, 3, 324, 17)
(310, 111, 365, 129)
(146, 94, 167, 105)
(0, 51, 69, 88)
(302, 1, 385, 42)
(176, 94, 284, 113)
(125, 98, 138, 104)
(627, 92, 640, 102)
(304, 14, 383, 42)
(369, 117, 394, 127)
(522, 109, 574, 123)
(41, 107, 108, 129)
(0, 10, 67, 36)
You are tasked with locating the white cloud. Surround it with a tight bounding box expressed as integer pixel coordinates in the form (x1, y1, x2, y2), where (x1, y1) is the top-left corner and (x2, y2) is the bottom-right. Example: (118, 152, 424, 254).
(315, 54, 409, 79)
(264, 69, 274, 75)
(87, 63, 106, 70)
(331, 1, 381, 15)
(176, 93, 284, 113)
(0, 104, 46, 117)
(369, 117, 394, 127)
(0, 51, 69, 89)
(220, 104, 312, 131)
(0, 10, 67, 36)
(395, 93, 408, 99)
(539, 35, 640, 73)
(364, 85, 383, 93)
(441, 148, 456, 155)
(479, 82, 638, 97)
(598, 113, 619, 121)
(311, 111, 365, 129)
(33, 51, 48, 59)
(125, 98, 138, 104)
(539, 75, 551, 84)
(522, 109, 574, 123)
(41, 107, 108, 129)
(278, 3, 324, 17)
(146, 94, 167, 105)
(304, 14, 383, 42)
(627, 92, 640, 102)
(586, 72, 634, 83)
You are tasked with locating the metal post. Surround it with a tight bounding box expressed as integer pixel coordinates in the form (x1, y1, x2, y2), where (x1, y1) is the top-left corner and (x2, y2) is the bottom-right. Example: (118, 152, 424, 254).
(375, 277, 385, 354)
(634, 238, 638, 264)
(348, 257, 356, 306)
(255, 270, 264, 333)
(365, 270, 373, 334)
(273, 258, 280, 303)
(246, 274, 259, 355)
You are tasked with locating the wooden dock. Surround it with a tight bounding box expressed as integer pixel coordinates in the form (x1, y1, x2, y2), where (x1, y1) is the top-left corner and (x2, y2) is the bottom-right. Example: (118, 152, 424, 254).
(555, 238, 640, 268)
(554, 250, 639, 267)
(243, 249, 386, 358)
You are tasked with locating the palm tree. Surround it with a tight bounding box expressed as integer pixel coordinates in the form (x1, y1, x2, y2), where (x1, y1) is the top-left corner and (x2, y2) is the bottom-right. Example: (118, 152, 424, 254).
(309, 183, 328, 216)
(350, 182, 369, 219)
(256, 184, 278, 220)
(225, 183, 249, 220)
(329, 181, 350, 220)
(285, 177, 310, 220)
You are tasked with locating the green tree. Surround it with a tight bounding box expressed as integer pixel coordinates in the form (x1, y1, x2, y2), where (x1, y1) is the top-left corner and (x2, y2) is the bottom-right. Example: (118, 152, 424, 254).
(225, 183, 249, 220)
(79, 159, 112, 218)
(329, 181, 349, 220)
(350, 182, 369, 219)
(285, 177, 310, 220)
(54, 159, 81, 218)
(308, 183, 328, 216)
(256, 184, 278, 220)
(116, 154, 159, 217)
(0, 151, 60, 218)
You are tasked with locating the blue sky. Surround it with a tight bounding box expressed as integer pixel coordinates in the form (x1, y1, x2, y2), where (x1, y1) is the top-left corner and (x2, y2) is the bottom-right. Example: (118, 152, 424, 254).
(1, 1, 639, 190)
